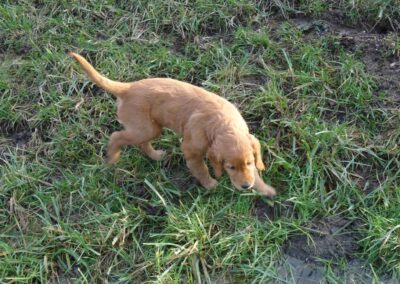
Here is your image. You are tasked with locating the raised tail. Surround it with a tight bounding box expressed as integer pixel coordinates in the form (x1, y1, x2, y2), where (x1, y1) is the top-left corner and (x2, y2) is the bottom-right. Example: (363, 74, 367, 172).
(69, 52, 131, 97)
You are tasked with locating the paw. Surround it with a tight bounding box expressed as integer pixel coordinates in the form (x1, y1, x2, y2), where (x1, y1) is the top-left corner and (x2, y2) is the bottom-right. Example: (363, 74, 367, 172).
(106, 152, 120, 164)
(150, 150, 166, 161)
(256, 161, 265, 171)
(203, 178, 218, 190)
(256, 184, 276, 197)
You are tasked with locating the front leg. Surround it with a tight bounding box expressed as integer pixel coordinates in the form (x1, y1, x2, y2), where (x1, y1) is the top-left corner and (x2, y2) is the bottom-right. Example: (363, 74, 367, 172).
(207, 150, 223, 178)
(181, 141, 217, 189)
(253, 169, 276, 197)
(186, 155, 218, 189)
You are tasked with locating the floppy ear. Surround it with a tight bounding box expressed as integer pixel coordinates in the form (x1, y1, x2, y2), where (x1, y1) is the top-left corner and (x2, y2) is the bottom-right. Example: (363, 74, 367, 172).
(207, 144, 223, 178)
(249, 134, 265, 171)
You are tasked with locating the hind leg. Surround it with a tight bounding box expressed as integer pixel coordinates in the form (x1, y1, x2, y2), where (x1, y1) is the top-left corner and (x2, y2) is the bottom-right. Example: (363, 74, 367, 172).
(106, 131, 131, 164)
(139, 142, 166, 161)
(106, 121, 163, 164)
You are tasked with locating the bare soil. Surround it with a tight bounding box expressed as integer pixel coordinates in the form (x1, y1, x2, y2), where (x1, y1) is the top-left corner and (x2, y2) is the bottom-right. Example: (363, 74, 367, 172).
(288, 13, 400, 108)
(283, 216, 361, 262)
(253, 198, 395, 283)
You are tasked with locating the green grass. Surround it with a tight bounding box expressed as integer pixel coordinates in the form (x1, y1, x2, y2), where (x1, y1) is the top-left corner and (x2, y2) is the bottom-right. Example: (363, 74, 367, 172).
(1, 0, 399, 282)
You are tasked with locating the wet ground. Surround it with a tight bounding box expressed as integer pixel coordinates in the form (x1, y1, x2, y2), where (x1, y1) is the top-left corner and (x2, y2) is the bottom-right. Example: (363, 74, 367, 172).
(252, 199, 396, 283)
(288, 12, 400, 108)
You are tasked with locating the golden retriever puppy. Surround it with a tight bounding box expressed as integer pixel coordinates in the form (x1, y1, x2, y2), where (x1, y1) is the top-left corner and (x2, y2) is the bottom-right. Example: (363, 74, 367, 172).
(69, 52, 276, 197)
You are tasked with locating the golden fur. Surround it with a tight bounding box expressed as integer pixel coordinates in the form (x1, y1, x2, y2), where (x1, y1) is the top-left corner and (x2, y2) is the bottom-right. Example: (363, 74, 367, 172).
(69, 52, 276, 197)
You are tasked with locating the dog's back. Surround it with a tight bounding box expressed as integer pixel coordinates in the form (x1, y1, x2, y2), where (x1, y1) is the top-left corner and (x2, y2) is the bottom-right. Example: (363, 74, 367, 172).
(121, 78, 248, 135)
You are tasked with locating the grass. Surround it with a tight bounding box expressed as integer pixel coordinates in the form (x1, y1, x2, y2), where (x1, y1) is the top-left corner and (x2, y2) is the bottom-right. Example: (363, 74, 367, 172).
(1, 0, 399, 283)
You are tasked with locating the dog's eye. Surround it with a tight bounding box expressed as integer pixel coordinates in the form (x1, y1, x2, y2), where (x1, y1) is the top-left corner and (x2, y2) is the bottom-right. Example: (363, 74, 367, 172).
(246, 162, 252, 166)
(228, 165, 235, 170)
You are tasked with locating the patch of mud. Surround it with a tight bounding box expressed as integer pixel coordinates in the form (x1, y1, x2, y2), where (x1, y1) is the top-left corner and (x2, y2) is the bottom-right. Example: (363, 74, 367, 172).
(194, 34, 234, 51)
(277, 258, 396, 284)
(95, 31, 108, 41)
(239, 74, 268, 92)
(0, 36, 32, 56)
(0, 129, 32, 160)
(289, 15, 400, 108)
(247, 120, 263, 133)
(171, 37, 185, 56)
(8, 130, 32, 146)
(283, 216, 361, 262)
(252, 198, 296, 221)
(162, 155, 198, 192)
(351, 167, 384, 194)
(78, 82, 104, 97)
(14, 44, 32, 56)
(338, 32, 400, 108)
(126, 185, 166, 217)
(276, 215, 394, 283)
(50, 261, 81, 284)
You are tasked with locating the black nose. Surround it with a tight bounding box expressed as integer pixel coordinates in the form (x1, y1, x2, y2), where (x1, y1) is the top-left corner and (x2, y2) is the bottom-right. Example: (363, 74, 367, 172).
(241, 183, 251, 189)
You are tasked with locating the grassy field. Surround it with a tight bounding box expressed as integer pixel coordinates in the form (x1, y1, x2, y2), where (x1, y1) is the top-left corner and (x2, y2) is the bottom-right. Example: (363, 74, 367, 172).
(1, 0, 399, 283)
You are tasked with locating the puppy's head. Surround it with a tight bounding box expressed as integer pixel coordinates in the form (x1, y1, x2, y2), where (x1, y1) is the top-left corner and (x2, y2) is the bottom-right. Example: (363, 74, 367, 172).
(210, 133, 265, 191)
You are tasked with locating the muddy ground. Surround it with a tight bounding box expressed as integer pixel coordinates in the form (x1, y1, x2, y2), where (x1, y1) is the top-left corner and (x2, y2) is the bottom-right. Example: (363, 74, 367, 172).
(253, 199, 397, 283)
(288, 13, 400, 108)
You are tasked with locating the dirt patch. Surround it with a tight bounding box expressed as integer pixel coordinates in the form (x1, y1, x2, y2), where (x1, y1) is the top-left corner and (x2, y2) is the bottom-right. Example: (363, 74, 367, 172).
(288, 15, 400, 108)
(339, 32, 400, 108)
(171, 37, 185, 56)
(0, 35, 32, 56)
(0, 130, 32, 158)
(317, 8, 397, 35)
(278, 257, 394, 284)
(239, 74, 268, 92)
(283, 216, 361, 262)
(50, 261, 81, 284)
(252, 198, 296, 221)
(276, 215, 389, 283)
(351, 166, 385, 195)
(352, 36, 400, 108)
(194, 34, 234, 51)
(126, 185, 166, 217)
(162, 155, 198, 192)
(136, 195, 166, 217)
(78, 81, 104, 97)
(8, 130, 32, 146)
(14, 44, 32, 56)
(251, 207, 392, 282)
